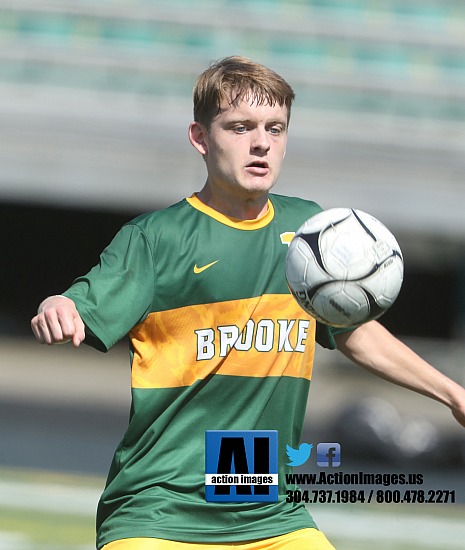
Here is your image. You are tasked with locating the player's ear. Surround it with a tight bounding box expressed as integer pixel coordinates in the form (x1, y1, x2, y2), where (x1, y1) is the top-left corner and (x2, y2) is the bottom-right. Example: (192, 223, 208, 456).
(188, 122, 208, 156)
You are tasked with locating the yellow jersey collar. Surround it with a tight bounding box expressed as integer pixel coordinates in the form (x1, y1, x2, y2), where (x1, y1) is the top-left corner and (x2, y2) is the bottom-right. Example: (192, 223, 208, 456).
(186, 194, 275, 230)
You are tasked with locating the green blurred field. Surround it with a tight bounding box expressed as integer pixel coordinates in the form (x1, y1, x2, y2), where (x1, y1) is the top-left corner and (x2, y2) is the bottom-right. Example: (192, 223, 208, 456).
(1, 467, 464, 550)
(0, 468, 100, 550)
(315, 501, 465, 550)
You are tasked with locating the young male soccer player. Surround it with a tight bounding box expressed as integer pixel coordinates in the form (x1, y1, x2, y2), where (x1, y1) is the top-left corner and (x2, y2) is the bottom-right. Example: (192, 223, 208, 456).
(31, 56, 465, 550)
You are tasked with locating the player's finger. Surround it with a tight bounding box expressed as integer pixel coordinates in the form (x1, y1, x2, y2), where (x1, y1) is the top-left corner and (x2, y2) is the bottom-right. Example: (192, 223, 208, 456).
(31, 315, 46, 344)
(33, 313, 55, 344)
(72, 313, 86, 348)
(55, 306, 79, 343)
(43, 308, 70, 343)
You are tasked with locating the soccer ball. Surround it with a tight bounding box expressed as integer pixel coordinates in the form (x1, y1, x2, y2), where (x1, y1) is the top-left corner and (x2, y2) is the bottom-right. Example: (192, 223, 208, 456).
(285, 208, 404, 327)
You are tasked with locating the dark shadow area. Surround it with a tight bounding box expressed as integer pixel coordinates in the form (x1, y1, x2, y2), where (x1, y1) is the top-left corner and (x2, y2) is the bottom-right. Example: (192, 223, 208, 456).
(1, 201, 139, 335)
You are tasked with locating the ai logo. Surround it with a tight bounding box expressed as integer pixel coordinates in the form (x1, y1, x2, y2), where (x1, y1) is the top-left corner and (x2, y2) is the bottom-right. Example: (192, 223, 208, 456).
(205, 430, 278, 502)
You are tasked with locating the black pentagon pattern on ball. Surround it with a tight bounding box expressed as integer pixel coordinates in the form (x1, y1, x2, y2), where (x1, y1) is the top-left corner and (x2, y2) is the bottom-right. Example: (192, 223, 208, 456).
(297, 212, 351, 274)
(288, 286, 322, 319)
(302, 281, 327, 302)
(350, 209, 403, 281)
(363, 288, 388, 323)
(298, 230, 325, 272)
(293, 282, 386, 327)
(352, 209, 403, 280)
(351, 209, 377, 241)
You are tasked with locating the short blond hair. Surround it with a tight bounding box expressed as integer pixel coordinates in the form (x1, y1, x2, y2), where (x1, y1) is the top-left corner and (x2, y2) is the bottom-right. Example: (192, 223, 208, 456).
(193, 56, 295, 128)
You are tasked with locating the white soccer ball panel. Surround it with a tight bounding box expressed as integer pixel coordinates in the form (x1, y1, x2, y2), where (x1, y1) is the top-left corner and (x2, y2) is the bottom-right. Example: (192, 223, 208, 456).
(295, 208, 352, 236)
(284, 238, 309, 288)
(354, 210, 403, 263)
(312, 282, 370, 327)
(285, 235, 332, 288)
(359, 255, 404, 308)
(319, 215, 380, 279)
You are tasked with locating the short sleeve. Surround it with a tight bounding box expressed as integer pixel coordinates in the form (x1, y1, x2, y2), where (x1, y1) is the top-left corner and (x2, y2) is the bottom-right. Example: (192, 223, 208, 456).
(62, 223, 154, 352)
(315, 322, 356, 350)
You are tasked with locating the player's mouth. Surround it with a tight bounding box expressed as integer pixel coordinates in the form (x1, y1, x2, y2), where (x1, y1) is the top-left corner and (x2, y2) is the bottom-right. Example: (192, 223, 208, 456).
(245, 161, 269, 176)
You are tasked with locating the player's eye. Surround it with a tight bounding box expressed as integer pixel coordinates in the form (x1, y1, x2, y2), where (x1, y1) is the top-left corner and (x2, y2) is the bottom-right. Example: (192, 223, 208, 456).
(269, 125, 284, 135)
(234, 125, 248, 133)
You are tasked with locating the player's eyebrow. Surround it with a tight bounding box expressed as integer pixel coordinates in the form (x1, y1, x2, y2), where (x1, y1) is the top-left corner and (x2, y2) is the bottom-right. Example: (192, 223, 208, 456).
(267, 119, 288, 128)
(225, 117, 287, 128)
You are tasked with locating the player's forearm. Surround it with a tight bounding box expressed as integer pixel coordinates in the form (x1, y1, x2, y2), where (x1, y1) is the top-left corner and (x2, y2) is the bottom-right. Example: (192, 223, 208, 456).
(335, 321, 465, 411)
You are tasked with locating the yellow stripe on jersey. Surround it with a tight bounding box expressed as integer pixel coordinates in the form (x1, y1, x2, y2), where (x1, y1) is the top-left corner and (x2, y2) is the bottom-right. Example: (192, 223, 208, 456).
(129, 295, 316, 389)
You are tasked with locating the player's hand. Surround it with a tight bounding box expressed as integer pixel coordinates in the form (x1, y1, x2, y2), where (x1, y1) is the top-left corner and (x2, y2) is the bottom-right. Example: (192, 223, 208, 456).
(31, 295, 85, 348)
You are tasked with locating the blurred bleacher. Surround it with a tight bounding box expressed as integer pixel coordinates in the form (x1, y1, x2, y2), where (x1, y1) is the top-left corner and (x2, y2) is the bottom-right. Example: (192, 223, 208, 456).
(1, 0, 465, 336)
(1, 1, 464, 229)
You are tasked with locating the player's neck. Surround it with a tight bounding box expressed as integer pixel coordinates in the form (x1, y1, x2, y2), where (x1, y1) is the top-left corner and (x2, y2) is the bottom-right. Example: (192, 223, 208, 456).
(196, 184, 269, 221)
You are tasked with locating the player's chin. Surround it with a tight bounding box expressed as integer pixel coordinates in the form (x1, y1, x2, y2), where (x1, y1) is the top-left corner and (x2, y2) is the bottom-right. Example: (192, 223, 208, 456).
(243, 175, 276, 194)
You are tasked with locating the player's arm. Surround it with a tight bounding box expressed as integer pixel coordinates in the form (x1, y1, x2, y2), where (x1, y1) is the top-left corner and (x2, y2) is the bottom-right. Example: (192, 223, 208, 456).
(31, 295, 86, 348)
(334, 320, 465, 428)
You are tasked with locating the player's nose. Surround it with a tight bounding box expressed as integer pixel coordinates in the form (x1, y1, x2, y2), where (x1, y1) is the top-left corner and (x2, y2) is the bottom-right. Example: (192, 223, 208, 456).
(250, 127, 271, 152)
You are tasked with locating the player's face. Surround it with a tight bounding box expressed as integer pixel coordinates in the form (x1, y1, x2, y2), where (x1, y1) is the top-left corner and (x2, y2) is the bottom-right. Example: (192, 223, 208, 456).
(191, 96, 289, 203)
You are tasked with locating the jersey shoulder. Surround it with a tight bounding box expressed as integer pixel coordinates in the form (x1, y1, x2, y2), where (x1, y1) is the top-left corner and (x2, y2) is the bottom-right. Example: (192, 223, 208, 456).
(269, 193, 324, 230)
(269, 193, 323, 216)
(121, 199, 201, 249)
(126, 198, 191, 230)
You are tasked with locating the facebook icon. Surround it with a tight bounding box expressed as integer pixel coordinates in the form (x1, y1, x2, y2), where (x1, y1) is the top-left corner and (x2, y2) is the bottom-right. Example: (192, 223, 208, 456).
(317, 443, 341, 467)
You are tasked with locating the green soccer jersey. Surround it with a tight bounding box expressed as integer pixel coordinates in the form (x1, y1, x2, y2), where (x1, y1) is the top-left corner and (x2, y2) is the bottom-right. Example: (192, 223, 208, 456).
(63, 193, 348, 549)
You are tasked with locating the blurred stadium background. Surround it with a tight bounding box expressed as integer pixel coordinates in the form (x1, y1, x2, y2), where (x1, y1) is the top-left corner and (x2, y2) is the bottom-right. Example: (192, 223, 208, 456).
(1, 1, 465, 548)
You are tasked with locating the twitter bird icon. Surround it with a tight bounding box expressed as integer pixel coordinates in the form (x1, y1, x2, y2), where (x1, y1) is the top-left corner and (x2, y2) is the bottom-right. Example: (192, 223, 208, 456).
(286, 443, 313, 466)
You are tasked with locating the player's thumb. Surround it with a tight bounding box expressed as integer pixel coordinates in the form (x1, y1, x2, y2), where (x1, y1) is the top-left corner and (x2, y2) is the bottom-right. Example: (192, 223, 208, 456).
(72, 314, 86, 348)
